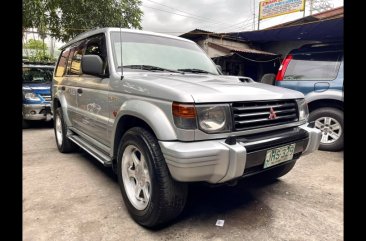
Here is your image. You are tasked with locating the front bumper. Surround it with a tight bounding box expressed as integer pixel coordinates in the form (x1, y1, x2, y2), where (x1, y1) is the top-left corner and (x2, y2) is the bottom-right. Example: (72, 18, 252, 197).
(159, 123, 321, 184)
(23, 103, 53, 121)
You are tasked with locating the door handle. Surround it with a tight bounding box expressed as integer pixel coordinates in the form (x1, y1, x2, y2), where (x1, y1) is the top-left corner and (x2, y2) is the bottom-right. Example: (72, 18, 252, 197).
(77, 88, 83, 94)
(61, 86, 65, 91)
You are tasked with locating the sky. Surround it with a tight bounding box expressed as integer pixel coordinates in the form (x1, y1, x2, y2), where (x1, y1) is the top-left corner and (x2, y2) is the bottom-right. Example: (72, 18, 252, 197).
(23, 0, 343, 57)
(140, 0, 343, 35)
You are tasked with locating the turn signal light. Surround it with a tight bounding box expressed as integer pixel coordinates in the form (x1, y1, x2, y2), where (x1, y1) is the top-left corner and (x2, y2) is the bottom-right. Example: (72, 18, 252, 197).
(172, 102, 196, 118)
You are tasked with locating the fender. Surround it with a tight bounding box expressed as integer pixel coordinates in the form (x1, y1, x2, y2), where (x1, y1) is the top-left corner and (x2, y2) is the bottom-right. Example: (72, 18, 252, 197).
(305, 89, 343, 104)
(53, 88, 72, 126)
(111, 99, 177, 150)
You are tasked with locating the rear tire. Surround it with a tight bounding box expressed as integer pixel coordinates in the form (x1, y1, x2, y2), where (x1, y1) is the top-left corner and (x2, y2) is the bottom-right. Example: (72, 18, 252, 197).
(309, 107, 343, 152)
(54, 107, 76, 153)
(117, 127, 188, 228)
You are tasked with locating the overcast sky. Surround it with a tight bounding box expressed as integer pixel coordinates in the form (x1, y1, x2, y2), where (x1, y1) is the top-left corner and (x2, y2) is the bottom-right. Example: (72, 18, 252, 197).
(24, 0, 343, 54)
(141, 0, 343, 35)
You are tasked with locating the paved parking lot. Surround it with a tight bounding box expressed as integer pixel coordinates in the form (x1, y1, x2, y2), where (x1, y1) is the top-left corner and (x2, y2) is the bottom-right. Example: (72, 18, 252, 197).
(23, 124, 343, 241)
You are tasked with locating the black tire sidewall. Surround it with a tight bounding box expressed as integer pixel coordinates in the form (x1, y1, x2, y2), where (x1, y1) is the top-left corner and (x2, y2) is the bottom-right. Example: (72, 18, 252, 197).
(309, 107, 344, 151)
(54, 107, 74, 152)
(117, 128, 160, 222)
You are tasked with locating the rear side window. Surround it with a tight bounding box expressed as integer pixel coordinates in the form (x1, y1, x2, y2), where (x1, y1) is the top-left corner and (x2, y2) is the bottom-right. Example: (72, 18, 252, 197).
(284, 51, 342, 81)
(55, 49, 70, 77)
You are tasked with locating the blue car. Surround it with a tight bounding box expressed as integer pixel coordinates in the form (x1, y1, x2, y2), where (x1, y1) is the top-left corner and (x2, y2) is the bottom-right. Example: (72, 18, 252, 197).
(22, 63, 54, 128)
(275, 42, 343, 151)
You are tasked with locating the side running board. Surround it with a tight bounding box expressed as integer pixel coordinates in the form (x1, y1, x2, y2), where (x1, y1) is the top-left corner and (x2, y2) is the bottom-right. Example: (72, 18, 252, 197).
(67, 134, 112, 166)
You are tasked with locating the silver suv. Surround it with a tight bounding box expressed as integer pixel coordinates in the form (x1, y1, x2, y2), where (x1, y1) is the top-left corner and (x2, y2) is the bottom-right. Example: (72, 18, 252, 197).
(52, 28, 321, 228)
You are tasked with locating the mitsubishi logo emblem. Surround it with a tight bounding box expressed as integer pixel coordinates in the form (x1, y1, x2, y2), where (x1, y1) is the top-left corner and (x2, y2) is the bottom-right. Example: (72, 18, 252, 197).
(268, 107, 277, 120)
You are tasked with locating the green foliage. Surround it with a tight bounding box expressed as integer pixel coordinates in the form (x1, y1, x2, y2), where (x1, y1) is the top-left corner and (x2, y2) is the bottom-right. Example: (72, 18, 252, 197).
(23, 0, 143, 42)
(27, 51, 55, 62)
(23, 39, 48, 50)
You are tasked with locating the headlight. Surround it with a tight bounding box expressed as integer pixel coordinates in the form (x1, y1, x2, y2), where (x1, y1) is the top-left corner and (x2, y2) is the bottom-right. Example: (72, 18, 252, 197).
(24, 92, 41, 101)
(172, 102, 232, 133)
(196, 104, 231, 133)
(296, 99, 309, 121)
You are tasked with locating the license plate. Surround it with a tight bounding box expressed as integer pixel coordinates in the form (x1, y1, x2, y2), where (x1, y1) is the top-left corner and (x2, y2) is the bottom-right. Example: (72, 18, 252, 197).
(264, 143, 296, 168)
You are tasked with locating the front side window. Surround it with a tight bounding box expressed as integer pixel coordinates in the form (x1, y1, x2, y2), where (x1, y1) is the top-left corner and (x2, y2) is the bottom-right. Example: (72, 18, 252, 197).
(68, 43, 85, 75)
(284, 51, 342, 81)
(110, 32, 219, 75)
(23, 67, 54, 83)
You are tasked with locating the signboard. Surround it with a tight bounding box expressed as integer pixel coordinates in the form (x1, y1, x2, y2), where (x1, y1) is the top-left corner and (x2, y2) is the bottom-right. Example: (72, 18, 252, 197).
(259, 0, 306, 20)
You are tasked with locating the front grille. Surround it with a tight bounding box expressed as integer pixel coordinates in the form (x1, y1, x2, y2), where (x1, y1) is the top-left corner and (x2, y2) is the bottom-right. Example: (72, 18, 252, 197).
(232, 100, 298, 131)
(40, 94, 51, 102)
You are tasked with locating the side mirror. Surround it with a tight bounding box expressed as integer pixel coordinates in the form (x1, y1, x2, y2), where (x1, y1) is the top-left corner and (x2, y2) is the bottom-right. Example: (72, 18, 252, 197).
(216, 64, 223, 74)
(81, 55, 103, 76)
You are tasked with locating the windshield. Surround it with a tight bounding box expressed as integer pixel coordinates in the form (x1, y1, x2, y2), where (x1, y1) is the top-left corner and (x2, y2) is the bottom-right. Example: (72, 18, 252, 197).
(110, 32, 219, 75)
(23, 67, 54, 83)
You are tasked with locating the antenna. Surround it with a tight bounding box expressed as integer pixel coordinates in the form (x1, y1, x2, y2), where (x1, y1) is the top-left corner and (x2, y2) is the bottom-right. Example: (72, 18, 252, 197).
(119, 18, 124, 80)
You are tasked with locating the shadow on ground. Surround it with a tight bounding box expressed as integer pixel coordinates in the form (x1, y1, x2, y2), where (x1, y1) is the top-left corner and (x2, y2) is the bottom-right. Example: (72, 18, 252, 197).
(78, 150, 278, 233)
(23, 120, 54, 129)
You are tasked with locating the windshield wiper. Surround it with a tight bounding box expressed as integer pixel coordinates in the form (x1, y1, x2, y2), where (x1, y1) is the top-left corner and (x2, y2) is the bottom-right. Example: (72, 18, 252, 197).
(177, 68, 212, 74)
(121, 65, 183, 74)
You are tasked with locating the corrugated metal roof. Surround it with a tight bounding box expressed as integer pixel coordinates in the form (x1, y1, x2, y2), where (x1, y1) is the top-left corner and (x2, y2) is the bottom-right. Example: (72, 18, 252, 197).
(208, 42, 278, 56)
(179, 29, 247, 42)
(229, 17, 343, 42)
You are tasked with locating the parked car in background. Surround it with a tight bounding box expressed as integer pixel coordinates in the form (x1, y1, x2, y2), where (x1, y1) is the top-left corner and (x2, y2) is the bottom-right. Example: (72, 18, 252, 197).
(275, 42, 343, 151)
(22, 62, 54, 128)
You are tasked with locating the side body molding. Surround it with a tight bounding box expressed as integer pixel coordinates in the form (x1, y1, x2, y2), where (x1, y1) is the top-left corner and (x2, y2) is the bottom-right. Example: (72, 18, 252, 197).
(305, 89, 343, 103)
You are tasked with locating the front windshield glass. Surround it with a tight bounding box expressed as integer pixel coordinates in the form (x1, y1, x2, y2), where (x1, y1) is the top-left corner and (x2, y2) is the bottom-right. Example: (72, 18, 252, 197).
(110, 32, 219, 75)
(23, 67, 54, 83)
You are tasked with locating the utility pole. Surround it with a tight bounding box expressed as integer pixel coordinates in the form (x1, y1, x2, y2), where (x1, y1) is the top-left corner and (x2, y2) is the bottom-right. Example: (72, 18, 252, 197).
(309, 0, 313, 15)
(253, 0, 256, 30)
(50, 36, 54, 58)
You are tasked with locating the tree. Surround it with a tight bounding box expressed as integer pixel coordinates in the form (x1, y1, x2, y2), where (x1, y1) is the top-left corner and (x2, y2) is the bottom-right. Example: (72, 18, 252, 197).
(23, 39, 54, 62)
(23, 0, 143, 42)
(23, 39, 48, 50)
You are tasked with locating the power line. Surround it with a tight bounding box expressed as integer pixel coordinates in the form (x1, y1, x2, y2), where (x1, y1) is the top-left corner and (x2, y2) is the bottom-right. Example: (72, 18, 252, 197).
(144, 0, 230, 26)
(142, 5, 230, 26)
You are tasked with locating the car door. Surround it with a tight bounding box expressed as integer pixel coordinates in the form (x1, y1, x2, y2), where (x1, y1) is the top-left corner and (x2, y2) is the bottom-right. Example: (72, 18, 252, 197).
(54, 46, 79, 127)
(72, 34, 111, 147)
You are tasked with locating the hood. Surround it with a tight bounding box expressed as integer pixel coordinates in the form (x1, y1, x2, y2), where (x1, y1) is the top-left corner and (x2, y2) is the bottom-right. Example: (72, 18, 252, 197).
(23, 83, 51, 94)
(123, 73, 304, 103)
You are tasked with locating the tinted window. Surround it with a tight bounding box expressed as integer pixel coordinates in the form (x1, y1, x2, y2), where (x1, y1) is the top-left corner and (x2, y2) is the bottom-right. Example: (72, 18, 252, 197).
(68, 44, 85, 75)
(84, 34, 108, 75)
(23, 67, 54, 83)
(55, 49, 70, 77)
(284, 51, 342, 81)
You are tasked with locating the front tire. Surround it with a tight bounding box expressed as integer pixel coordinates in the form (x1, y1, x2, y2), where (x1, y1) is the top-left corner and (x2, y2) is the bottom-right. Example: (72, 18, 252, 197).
(54, 107, 76, 153)
(309, 107, 343, 151)
(117, 127, 188, 228)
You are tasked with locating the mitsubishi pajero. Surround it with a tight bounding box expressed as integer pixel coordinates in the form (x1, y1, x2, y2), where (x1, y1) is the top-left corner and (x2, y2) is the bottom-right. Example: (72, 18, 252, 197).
(52, 28, 321, 228)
